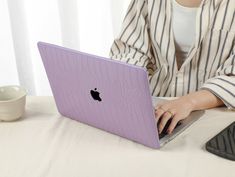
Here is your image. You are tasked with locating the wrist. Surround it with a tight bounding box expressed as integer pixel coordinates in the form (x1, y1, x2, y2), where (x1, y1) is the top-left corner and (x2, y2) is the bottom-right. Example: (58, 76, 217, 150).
(181, 95, 197, 111)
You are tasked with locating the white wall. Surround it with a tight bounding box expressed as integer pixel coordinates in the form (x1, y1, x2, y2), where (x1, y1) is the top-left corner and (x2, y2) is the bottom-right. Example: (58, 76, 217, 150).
(0, 0, 131, 95)
(0, 0, 19, 86)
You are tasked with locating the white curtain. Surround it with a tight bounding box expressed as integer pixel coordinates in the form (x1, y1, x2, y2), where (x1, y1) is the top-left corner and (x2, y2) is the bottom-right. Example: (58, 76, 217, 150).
(0, 0, 131, 95)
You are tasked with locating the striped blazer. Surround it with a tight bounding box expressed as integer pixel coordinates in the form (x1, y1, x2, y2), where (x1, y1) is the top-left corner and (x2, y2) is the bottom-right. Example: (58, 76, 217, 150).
(110, 0, 235, 109)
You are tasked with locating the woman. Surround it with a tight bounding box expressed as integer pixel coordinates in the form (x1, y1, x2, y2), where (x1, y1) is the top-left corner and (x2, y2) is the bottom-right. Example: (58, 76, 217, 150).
(110, 0, 235, 134)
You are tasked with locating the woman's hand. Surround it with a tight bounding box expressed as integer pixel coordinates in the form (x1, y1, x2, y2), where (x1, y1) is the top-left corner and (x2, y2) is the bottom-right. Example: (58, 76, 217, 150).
(155, 90, 224, 134)
(155, 97, 195, 134)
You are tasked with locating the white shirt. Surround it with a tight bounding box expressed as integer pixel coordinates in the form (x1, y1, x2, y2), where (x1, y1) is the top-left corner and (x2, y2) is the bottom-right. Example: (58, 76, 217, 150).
(172, 0, 198, 69)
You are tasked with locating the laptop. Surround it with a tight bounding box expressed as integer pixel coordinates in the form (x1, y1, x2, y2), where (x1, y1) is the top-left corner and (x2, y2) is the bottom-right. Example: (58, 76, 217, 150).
(38, 42, 204, 149)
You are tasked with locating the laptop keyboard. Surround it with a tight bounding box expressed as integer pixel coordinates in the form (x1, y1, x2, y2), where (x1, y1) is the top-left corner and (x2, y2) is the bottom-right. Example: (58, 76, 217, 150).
(158, 118, 182, 139)
(159, 131, 168, 139)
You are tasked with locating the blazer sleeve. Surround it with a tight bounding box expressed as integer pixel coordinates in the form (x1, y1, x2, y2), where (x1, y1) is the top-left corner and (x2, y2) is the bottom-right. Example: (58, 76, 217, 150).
(200, 42, 235, 110)
(109, 0, 155, 72)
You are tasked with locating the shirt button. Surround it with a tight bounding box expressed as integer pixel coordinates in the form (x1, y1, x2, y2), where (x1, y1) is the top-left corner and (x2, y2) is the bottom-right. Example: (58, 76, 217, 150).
(199, 70, 204, 74)
(176, 71, 183, 78)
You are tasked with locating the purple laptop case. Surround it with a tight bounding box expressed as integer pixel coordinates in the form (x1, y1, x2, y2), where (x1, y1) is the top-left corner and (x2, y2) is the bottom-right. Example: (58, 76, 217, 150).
(38, 42, 160, 148)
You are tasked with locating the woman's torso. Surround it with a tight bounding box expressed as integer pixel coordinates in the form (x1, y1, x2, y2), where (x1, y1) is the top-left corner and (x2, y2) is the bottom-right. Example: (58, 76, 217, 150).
(145, 0, 234, 97)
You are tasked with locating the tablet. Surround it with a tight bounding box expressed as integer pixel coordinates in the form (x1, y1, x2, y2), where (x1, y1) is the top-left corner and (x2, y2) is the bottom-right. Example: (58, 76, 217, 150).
(206, 122, 235, 161)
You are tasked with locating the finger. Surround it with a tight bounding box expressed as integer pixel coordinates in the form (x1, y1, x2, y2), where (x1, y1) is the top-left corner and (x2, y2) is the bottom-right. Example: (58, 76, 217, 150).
(158, 112, 172, 134)
(155, 104, 162, 110)
(167, 115, 181, 134)
(155, 108, 165, 122)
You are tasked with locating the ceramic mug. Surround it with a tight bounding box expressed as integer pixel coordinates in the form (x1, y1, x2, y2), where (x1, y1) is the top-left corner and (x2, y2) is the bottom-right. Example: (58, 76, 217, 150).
(0, 86, 27, 121)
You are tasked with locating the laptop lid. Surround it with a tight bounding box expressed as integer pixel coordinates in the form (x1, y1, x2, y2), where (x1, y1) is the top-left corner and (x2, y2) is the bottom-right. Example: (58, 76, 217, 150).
(38, 42, 160, 148)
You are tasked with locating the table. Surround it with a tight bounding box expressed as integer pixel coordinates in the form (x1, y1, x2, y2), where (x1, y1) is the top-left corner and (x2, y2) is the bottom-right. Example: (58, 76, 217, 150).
(0, 96, 234, 177)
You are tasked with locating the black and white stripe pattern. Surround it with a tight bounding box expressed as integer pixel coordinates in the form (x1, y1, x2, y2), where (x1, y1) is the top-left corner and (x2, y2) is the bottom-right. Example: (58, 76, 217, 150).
(110, 0, 235, 109)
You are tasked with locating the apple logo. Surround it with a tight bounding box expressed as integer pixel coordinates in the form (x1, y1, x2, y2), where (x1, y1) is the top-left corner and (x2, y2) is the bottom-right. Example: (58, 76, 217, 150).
(90, 88, 102, 102)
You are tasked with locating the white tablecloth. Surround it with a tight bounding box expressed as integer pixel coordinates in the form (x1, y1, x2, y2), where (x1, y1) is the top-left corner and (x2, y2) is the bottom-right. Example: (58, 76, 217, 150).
(0, 96, 234, 177)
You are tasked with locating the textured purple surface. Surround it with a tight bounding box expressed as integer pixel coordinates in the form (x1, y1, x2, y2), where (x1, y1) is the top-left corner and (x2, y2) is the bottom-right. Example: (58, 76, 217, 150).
(38, 42, 160, 148)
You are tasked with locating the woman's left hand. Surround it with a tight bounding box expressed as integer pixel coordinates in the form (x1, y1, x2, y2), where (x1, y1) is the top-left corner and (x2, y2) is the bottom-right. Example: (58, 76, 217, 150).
(155, 97, 195, 134)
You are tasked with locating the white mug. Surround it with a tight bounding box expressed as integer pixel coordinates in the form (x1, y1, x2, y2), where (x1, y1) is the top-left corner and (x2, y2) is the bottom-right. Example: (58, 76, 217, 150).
(0, 86, 27, 121)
